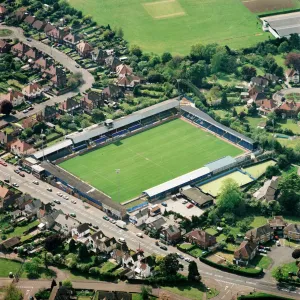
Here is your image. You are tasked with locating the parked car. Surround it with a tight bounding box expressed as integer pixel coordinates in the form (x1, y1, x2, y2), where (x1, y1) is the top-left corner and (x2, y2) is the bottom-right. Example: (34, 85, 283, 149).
(54, 200, 61, 204)
(57, 192, 63, 197)
(26, 38, 32, 42)
(70, 213, 76, 217)
(32, 180, 39, 185)
(93, 225, 99, 229)
(12, 183, 19, 187)
(71, 200, 76, 204)
(0, 161, 7, 166)
(185, 257, 192, 262)
(118, 237, 125, 243)
(161, 202, 167, 207)
(182, 200, 188, 204)
(47, 187, 52, 192)
(276, 241, 281, 247)
(4, 179, 9, 183)
(155, 241, 160, 246)
(176, 253, 184, 259)
(136, 233, 143, 238)
(19, 173, 25, 177)
(160, 245, 168, 250)
(14, 169, 20, 174)
(50, 202, 55, 207)
(63, 195, 69, 200)
(103, 216, 109, 221)
(186, 203, 194, 209)
(264, 247, 271, 251)
(258, 249, 267, 254)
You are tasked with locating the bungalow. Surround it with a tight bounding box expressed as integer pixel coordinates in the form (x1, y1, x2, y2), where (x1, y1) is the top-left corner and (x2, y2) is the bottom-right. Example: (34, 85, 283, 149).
(81, 91, 104, 112)
(91, 48, 108, 64)
(245, 224, 273, 244)
(268, 216, 287, 236)
(1, 90, 25, 106)
(116, 74, 142, 89)
(284, 223, 300, 241)
(160, 224, 181, 244)
(185, 229, 216, 249)
(286, 69, 299, 84)
(250, 76, 269, 88)
(11, 42, 30, 57)
(24, 47, 42, 61)
(63, 32, 80, 48)
(46, 27, 69, 43)
(32, 20, 46, 31)
(10, 139, 35, 156)
(71, 223, 90, 238)
(87, 230, 117, 253)
(76, 41, 93, 58)
(22, 83, 43, 99)
(276, 100, 300, 118)
(59, 97, 81, 113)
(234, 240, 257, 266)
(253, 176, 279, 201)
(129, 208, 149, 226)
(24, 15, 35, 25)
(0, 40, 11, 53)
(102, 84, 124, 101)
(0, 237, 21, 252)
(105, 56, 122, 71)
(43, 23, 55, 33)
(0, 185, 17, 209)
(116, 64, 133, 77)
(34, 56, 53, 70)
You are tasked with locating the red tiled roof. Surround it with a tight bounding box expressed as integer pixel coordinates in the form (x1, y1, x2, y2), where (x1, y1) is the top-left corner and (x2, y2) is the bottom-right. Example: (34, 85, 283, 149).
(22, 83, 42, 94)
(76, 41, 93, 53)
(234, 240, 257, 260)
(10, 139, 33, 153)
(0, 186, 9, 198)
(32, 20, 46, 30)
(0, 40, 9, 49)
(1, 90, 23, 102)
(24, 15, 35, 25)
(43, 23, 55, 33)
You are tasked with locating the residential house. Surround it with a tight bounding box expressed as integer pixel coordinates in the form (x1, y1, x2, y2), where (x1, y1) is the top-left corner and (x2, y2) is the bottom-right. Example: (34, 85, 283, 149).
(250, 76, 269, 88)
(1, 90, 25, 106)
(51, 71, 67, 89)
(32, 20, 46, 31)
(105, 56, 121, 71)
(96, 291, 132, 300)
(253, 176, 279, 201)
(111, 249, 124, 265)
(24, 15, 35, 25)
(63, 32, 80, 48)
(245, 224, 273, 244)
(46, 27, 69, 43)
(0, 5, 7, 18)
(160, 224, 181, 244)
(268, 216, 287, 235)
(15, 194, 32, 210)
(286, 69, 299, 84)
(123, 252, 139, 269)
(91, 48, 108, 64)
(11, 209, 23, 220)
(24, 199, 42, 217)
(185, 229, 217, 249)
(43, 23, 55, 34)
(76, 41, 93, 58)
(40, 105, 57, 122)
(264, 73, 279, 84)
(0, 185, 18, 209)
(37, 202, 53, 219)
(0, 40, 11, 53)
(0, 127, 19, 147)
(102, 84, 124, 101)
(145, 216, 166, 234)
(116, 64, 133, 77)
(14, 9, 27, 22)
(276, 100, 300, 118)
(0, 237, 21, 252)
(116, 74, 142, 89)
(22, 83, 43, 99)
(22, 116, 38, 129)
(11, 42, 30, 57)
(256, 99, 277, 116)
(71, 223, 90, 238)
(34, 56, 53, 70)
(284, 223, 300, 241)
(81, 91, 103, 112)
(87, 230, 117, 253)
(129, 207, 149, 226)
(234, 240, 257, 266)
(10, 139, 35, 156)
(48, 285, 76, 300)
(24, 47, 42, 61)
(43, 65, 64, 78)
(59, 97, 81, 113)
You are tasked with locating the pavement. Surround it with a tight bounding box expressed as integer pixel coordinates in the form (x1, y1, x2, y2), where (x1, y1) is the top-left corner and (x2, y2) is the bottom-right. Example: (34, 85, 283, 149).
(0, 163, 299, 299)
(0, 25, 95, 120)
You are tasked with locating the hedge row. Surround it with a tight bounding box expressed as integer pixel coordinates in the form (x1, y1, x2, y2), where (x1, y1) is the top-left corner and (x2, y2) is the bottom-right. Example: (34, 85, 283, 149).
(239, 294, 293, 300)
(199, 256, 263, 277)
(258, 8, 300, 18)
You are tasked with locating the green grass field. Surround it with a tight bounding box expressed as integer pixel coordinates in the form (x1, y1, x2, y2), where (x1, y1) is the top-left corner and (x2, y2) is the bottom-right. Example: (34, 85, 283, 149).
(60, 119, 242, 202)
(70, 0, 270, 54)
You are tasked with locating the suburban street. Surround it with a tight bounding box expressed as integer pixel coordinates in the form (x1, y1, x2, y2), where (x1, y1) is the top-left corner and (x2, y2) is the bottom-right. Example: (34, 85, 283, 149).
(0, 164, 299, 299)
(0, 25, 95, 120)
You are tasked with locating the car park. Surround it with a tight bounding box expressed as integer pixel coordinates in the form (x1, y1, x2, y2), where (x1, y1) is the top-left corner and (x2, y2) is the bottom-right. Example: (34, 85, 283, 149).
(47, 187, 52, 192)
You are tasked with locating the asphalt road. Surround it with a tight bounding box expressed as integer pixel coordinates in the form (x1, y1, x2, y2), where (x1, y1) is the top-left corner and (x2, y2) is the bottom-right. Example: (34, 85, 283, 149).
(0, 25, 95, 120)
(0, 164, 300, 298)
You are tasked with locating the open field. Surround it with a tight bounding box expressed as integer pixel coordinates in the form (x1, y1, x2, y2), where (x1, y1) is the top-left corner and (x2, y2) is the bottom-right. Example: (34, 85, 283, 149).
(70, 0, 269, 54)
(60, 119, 242, 202)
(199, 170, 253, 197)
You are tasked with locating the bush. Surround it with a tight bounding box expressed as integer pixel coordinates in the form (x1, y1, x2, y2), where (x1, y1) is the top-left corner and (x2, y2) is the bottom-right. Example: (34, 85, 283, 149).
(3, 226, 14, 234)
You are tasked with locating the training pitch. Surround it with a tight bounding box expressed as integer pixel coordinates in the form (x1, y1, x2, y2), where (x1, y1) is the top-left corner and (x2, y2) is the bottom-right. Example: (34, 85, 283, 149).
(59, 119, 243, 203)
(70, 0, 269, 54)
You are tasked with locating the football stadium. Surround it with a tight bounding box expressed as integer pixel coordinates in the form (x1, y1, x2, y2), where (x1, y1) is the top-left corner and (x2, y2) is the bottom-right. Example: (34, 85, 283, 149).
(32, 99, 257, 218)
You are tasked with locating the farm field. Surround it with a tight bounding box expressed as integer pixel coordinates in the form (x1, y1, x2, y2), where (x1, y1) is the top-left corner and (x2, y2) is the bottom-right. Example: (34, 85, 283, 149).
(70, 0, 270, 54)
(60, 119, 242, 202)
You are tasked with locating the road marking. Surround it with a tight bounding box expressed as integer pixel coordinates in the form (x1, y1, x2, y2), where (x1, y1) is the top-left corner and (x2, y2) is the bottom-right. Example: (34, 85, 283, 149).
(246, 281, 257, 285)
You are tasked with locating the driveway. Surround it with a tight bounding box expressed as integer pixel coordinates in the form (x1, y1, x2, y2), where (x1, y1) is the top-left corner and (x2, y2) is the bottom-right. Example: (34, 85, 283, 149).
(0, 25, 95, 120)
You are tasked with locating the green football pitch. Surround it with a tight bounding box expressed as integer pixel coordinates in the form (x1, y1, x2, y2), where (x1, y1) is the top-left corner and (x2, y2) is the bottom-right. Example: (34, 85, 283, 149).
(59, 119, 243, 203)
(70, 0, 270, 54)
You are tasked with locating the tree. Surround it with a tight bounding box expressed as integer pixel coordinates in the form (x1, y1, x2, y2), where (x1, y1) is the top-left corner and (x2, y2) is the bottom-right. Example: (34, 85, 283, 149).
(24, 257, 42, 279)
(0, 100, 13, 116)
(80, 119, 90, 128)
(78, 244, 89, 260)
(217, 178, 244, 214)
(267, 111, 277, 125)
(186, 61, 207, 86)
(265, 165, 280, 179)
(292, 249, 300, 259)
(91, 109, 105, 123)
(67, 72, 82, 88)
(69, 239, 76, 252)
(285, 52, 300, 71)
(160, 253, 179, 275)
(140, 285, 152, 300)
(130, 45, 142, 57)
(161, 52, 172, 64)
(45, 234, 63, 252)
(188, 261, 201, 281)
(278, 41, 290, 53)
(4, 284, 22, 300)
(277, 154, 289, 170)
(248, 102, 257, 116)
(221, 91, 228, 107)
(241, 65, 256, 81)
(62, 279, 73, 288)
(116, 27, 124, 38)
(211, 49, 237, 74)
(289, 34, 300, 49)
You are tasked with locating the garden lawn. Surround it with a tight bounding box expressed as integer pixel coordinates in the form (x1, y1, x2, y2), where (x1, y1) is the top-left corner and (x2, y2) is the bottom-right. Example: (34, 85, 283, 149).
(162, 284, 205, 300)
(4, 220, 39, 240)
(100, 261, 116, 273)
(188, 247, 203, 257)
(69, 0, 270, 54)
(205, 228, 218, 235)
(178, 243, 194, 250)
(60, 119, 242, 202)
(0, 258, 24, 278)
(250, 255, 272, 269)
(277, 119, 300, 134)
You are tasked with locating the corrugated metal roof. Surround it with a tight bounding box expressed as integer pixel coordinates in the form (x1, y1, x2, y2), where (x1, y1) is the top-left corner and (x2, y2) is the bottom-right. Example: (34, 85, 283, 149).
(67, 99, 179, 144)
(181, 106, 254, 144)
(143, 167, 210, 198)
(33, 139, 72, 159)
(205, 156, 236, 172)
